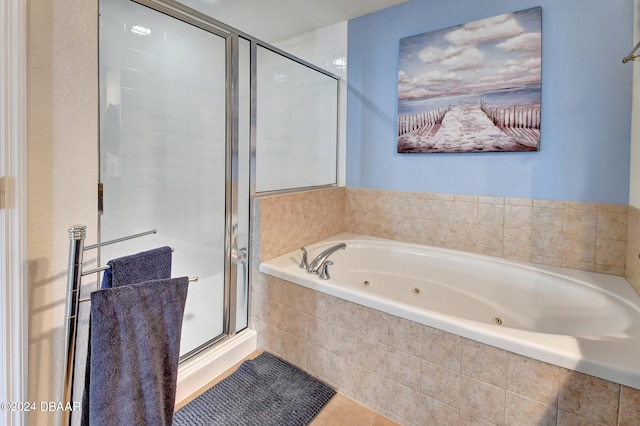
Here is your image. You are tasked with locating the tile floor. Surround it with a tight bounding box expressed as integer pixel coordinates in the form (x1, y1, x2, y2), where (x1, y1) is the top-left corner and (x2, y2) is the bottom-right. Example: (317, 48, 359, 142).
(175, 351, 398, 426)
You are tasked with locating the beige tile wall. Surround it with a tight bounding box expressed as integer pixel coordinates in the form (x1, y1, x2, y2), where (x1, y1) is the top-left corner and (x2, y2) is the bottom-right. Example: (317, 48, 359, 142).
(345, 188, 629, 276)
(256, 187, 629, 277)
(257, 187, 345, 262)
(251, 273, 640, 426)
(627, 206, 640, 294)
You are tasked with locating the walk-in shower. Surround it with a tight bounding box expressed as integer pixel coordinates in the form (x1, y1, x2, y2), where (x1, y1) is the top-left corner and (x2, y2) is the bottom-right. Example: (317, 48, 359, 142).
(97, 0, 339, 360)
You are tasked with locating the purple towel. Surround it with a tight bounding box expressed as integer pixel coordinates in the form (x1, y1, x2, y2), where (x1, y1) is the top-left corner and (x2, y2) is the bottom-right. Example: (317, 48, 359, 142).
(82, 277, 189, 426)
(101, 246, 172, 288)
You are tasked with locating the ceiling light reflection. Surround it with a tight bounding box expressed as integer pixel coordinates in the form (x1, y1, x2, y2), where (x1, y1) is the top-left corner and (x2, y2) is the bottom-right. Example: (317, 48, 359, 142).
(131, 25, 151, 36)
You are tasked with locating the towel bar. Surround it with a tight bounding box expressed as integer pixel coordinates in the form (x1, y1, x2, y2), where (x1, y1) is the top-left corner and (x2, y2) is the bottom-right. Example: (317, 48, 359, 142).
(63, 225, 195, 426)
(77, 277, 199, 303)
(83, 229, 157, 251)
(81, 247, 177, 276)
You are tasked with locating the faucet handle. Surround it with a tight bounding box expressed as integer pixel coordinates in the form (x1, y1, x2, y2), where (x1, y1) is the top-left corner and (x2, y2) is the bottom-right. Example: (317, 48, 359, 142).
(299, 247, 308, 269)
(319, 260, 333, 280)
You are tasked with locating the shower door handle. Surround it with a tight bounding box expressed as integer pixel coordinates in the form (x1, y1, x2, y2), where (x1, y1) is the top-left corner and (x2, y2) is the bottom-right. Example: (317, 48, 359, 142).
(230, 222, 247, 265)
(232, 247, 247, 265)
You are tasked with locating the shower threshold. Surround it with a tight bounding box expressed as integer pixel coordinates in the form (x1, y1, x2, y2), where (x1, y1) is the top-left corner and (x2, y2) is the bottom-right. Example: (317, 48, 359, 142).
(175, 328, 257, 407)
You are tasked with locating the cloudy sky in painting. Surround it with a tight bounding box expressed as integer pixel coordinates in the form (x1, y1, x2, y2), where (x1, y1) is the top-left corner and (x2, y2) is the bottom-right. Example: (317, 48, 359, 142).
(398, 7, 541, 101)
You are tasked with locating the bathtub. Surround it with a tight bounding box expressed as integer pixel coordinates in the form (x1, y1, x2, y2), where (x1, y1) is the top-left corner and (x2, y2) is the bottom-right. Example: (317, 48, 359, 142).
(259, 233, 640, 389)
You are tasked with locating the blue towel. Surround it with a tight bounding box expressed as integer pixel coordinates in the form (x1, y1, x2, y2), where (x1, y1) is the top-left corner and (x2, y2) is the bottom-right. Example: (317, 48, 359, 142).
(82, 277, 189, 426)
(101, 246, 172, 288)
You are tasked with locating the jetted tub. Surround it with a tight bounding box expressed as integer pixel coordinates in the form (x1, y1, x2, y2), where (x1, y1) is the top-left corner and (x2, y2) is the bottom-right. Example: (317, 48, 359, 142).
(259, 233, 640, 389)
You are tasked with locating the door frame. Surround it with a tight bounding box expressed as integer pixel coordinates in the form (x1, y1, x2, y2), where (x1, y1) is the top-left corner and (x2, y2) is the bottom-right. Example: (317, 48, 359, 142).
(0, 0, 28, 424)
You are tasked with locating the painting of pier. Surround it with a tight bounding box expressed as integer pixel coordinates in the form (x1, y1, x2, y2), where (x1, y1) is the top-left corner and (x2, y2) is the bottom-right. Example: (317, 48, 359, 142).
(397, 7, 542, 153)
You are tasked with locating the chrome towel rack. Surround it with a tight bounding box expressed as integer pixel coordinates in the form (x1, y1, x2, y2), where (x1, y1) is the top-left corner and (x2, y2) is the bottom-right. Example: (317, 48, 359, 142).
(62, 225, 197, 425)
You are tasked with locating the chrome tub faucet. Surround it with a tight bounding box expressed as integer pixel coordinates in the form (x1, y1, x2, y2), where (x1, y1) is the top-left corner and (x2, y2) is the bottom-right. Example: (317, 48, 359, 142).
(318, 260, 333, 280)
(305, 242, 346, 274)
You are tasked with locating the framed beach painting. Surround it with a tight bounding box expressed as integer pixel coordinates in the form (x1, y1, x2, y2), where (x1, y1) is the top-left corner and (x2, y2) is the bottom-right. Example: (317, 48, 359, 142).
(397, 7, 542, 153)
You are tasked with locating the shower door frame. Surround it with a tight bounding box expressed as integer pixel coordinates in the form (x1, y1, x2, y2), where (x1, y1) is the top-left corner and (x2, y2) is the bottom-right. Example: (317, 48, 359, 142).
(124, 0, 341, 359)
(135, 0, 342, 198)
(99, 0, 243, 360)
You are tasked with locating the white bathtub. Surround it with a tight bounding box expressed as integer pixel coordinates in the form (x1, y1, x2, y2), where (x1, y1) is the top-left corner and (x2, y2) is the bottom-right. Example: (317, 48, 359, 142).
(259, 233, 640, 389)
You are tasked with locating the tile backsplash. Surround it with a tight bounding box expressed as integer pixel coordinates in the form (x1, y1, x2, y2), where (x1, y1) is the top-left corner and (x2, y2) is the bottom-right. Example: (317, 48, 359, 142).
(256, 187, 630, 277)
(345, 189, 628, 277)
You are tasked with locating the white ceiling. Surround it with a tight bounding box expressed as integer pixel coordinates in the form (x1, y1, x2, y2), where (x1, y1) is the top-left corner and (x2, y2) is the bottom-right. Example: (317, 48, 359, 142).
(178, 0, 409, 42)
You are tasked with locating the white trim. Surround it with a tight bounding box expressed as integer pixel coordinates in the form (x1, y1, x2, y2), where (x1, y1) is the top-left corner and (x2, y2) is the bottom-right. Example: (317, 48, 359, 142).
(175, 329, 257, 407)
(0, 0, 28, 425)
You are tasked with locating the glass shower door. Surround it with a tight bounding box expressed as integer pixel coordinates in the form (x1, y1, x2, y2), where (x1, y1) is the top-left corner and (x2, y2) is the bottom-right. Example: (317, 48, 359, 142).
(99, 0, 230, 356)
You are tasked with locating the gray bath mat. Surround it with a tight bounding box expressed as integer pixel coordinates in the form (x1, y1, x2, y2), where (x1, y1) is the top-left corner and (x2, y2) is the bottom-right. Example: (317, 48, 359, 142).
(173, 352, 336, 426)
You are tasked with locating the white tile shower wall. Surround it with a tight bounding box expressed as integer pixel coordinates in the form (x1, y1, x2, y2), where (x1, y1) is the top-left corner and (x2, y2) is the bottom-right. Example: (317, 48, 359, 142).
(255, 47, 338, 192)
(274, 21, 349, 186)
(100, 2, 227, 247)
(251, 273, 640, 426)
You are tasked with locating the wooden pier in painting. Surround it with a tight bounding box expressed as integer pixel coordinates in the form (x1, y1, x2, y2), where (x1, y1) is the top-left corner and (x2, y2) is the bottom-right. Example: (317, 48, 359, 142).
(397, 102, 540, 153)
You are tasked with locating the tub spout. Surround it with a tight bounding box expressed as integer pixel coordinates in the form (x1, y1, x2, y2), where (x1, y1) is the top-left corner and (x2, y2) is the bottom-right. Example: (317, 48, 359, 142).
(307, 243, 346, 274)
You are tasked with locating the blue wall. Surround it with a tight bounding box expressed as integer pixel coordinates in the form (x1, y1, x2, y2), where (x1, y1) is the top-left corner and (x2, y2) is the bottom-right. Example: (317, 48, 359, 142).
(346, 0, 633, 203)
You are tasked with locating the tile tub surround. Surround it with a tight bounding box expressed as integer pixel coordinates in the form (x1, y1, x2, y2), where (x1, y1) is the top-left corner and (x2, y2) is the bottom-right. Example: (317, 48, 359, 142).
(256, 187, 629, 277)
(250, 273, 640, 426)
(627, 206, 640, 295)
(345, 189, 629, 277)
(257, 187, 345, 262)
